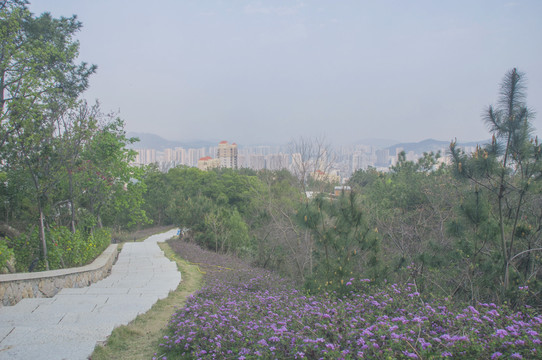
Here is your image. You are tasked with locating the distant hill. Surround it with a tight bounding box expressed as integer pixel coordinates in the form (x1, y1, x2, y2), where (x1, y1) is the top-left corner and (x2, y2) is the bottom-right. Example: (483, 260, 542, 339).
(127, 132, 216, 151)
(355, 138, 399, 148)
(386, 138, 485, 155)
(126, 132, 485, 155)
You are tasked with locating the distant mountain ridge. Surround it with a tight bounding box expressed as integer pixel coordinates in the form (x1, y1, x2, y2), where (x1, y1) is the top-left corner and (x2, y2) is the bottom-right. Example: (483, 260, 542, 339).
(127, 132, 217, 151)
(353, 138, 399, 148)
(386, 138, 485, 155)
(127, 132, 486, 154)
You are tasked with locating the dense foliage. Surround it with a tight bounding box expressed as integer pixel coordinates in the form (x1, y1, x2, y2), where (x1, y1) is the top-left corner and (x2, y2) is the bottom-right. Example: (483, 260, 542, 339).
(0, 1, 146, 271)
(157, 240, 542, 359)
(448, 68, 542, 304)
(142, 166, 258, 254)
(7, 226, 111, 271)
(1, 0, 540, 316)
(139, 69, 542, 311)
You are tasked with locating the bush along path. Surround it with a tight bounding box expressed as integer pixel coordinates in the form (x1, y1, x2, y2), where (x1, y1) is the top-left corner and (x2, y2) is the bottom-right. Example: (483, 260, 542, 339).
(159, 241, 542, 359)
(0, 229, 181, 360)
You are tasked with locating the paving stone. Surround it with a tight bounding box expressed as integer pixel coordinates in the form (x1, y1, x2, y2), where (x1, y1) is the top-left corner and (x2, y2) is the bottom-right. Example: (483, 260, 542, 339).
(0, 298, 53, 315)
(0, 326, 99, 360)
(56, 288, 89, 295)
(71, 287, 130, 295)
(0, 229, 181, 360)
(0, 327, 14, 342)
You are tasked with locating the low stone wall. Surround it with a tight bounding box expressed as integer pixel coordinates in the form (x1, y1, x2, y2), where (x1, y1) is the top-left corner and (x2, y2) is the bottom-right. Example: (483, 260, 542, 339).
(0, 244, 118, 306)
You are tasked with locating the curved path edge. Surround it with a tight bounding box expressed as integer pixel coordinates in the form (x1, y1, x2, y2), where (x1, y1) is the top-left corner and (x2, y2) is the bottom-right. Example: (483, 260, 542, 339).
(0, 244, 119, 306)
(0, 229, 181, 360)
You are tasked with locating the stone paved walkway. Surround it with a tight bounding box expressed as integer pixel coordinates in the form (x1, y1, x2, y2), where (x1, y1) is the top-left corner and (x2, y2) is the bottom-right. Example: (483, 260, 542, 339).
(0, 229, 181, 360)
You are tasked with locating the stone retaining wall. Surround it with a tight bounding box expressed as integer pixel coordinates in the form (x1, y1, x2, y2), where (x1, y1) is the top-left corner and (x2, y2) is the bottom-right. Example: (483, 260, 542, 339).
(0, 244, 118, 306)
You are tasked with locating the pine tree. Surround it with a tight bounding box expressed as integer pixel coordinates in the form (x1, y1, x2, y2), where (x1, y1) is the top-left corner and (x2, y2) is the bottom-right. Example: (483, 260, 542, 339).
(450, 68, 542, 302)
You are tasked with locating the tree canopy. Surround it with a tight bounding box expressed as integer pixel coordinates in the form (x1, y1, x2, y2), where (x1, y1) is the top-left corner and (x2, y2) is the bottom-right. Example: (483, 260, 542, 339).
(0, 1, 145, 271)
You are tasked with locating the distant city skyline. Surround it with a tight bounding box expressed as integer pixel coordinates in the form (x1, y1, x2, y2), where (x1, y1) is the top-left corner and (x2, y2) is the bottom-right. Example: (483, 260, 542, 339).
(28, 0, 542, 145)
(132, 137, 473, 181)
(127, 130, 485, 151)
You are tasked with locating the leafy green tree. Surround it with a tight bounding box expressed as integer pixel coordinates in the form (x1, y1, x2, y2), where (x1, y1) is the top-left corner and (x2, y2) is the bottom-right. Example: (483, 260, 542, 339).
(166, 166, 217, 201)
(204, 206, 249, 254)
(223, 208, 250, 254)
(55, 100, 100, 233)
(1, 1, 95, 145)
(159, 166, 262, 255)
(204, 205, 227, 252)
(0, 162, 36, 230)
(348, 167, 382, 190)
(0, 1, 95, 268)
(80, 117, 145, 230)
(141, 164, 173, 226)
(173, 194, 214, 241)
(101, 165, 149, 231)
(5, 111, 66, 269)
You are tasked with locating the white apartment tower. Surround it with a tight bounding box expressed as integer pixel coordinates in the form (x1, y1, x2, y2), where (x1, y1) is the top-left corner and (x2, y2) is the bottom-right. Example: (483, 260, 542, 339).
(217, 141, 238, 169)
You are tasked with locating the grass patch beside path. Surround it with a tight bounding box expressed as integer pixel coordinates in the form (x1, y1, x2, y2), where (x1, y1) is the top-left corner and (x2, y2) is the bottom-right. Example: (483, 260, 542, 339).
(90, 241, 203, 360)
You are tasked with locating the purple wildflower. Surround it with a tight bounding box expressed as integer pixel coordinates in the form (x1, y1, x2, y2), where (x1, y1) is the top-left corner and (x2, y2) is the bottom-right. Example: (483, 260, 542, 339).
(402, 350, 418, 358)
(257, 339, 268, 347)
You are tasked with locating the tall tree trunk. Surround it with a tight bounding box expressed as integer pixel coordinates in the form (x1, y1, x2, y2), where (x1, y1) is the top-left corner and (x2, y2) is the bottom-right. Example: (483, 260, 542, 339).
(38, 204, 49, 270)
(4, 201, 8, 225)
(499, 193, 508, 291)
(509, 191, 525, 258)
(306, 229, 313, 275)
(68, 170, 76, 233)
(499, 131, 512, 293)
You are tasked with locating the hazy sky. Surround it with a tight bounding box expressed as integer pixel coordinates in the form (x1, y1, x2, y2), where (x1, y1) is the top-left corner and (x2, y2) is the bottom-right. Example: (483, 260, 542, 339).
(29, 0, 542, 146)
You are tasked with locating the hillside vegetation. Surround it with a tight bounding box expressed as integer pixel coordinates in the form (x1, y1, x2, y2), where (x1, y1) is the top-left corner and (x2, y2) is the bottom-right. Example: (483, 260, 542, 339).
(155, 239, 542, 359)
(1, 0, 540, 329)
(0, 1, 150, 272)
(139, 70, 541, 310)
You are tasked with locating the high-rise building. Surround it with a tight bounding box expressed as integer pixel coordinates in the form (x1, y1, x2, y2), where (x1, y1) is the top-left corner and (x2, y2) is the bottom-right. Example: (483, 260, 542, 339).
(187, 148, 204, 167)
(133, 148, 157, 165)
(145, 149, 156, 164)
(248, 154, 265, 170)
(198, 156, 220, 171)
(217, 141, 238, 169)
(163, 148, 174, 162)
(174, 147, 187, 164)
(376, 148, 390, 166)
(265, 153, 289, 171)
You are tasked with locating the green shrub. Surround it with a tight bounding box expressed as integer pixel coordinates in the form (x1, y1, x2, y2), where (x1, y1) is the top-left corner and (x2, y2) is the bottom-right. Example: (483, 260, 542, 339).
(0, 238, 14, 272)
(7, 226, 111, 271)
(9, 228, 41, 272)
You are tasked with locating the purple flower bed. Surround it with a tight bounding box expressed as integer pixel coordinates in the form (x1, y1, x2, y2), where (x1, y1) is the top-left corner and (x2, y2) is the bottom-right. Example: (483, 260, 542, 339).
(158, 241, 542, 359)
